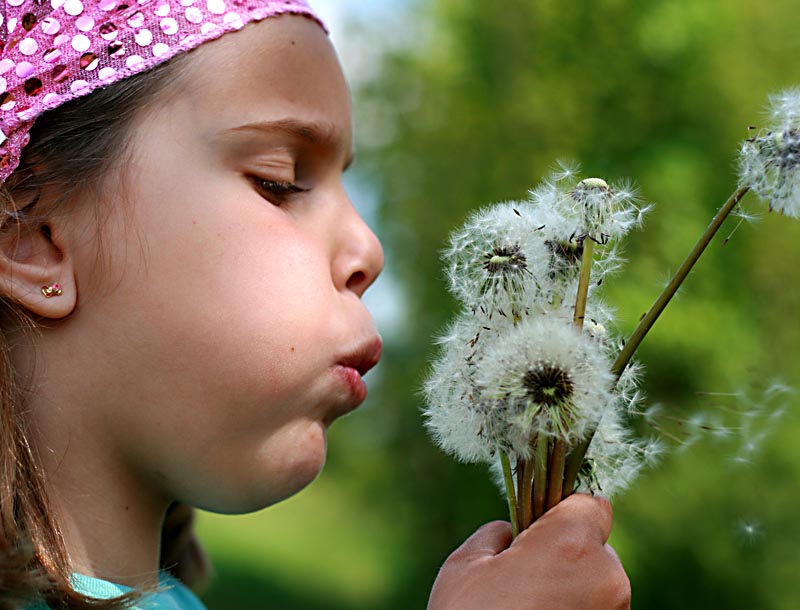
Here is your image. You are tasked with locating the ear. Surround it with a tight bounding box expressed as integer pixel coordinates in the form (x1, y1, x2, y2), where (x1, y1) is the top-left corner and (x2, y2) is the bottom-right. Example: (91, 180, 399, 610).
(0, 214, 78, 319)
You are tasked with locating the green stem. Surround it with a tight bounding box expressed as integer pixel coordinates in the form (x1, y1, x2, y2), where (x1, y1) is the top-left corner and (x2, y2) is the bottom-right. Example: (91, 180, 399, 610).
(573, 239, 595, 330)
(500, 451, 520, 538)
(532, 436, 549, 520)
(562, 185, 751, 497)
(612, 185, 749, 378)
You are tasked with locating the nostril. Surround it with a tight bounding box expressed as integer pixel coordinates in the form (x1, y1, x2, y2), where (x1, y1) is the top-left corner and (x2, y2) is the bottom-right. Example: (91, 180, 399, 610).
(346, 270, 367, 294)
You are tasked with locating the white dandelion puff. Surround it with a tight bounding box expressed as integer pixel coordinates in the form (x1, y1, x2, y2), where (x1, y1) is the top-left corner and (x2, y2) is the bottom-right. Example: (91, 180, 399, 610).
(422, 318, 496, 463)
(443, 202, 551, 320)
(739, 87, 800, 217)
(579, 408, 662, 498)
(473, 316, 615, 456)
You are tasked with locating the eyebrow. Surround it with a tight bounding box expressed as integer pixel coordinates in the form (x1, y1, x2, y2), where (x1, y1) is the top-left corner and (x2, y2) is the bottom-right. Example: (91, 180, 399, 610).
(223, 118, 355, 170)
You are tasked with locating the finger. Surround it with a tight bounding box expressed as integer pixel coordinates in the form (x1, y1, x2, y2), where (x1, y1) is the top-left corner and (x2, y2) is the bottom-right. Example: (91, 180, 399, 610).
(449, 521, 513, 560)
(535, 494, 613, 545)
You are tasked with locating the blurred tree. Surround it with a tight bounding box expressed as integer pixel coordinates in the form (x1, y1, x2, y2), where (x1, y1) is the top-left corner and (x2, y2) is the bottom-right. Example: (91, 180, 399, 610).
(200, 1, 800, 608)
(349, 0, 800, 608)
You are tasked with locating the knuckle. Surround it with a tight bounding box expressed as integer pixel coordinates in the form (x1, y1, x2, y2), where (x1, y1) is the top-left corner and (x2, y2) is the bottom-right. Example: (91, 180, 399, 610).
(556, 531, 592, 564)
(608, 568, 632, 609)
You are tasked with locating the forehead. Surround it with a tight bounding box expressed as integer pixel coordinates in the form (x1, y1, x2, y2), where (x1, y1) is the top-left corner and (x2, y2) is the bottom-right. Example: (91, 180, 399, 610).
(167, 15, 351, 142)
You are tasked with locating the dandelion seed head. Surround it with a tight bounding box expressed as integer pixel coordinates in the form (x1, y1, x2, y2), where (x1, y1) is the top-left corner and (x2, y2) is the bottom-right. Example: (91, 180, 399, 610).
(443, 202, 551, 317)
(474, 316, 615, 453)
(579, 405, 653, 498)
(422, 317, 497, 463)
(529, 170, 647, 246)
(739, 88, 800, 218)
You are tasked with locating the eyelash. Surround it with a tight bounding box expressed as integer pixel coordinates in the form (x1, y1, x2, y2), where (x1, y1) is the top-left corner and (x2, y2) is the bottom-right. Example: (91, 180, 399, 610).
(251, 178, 308, 203)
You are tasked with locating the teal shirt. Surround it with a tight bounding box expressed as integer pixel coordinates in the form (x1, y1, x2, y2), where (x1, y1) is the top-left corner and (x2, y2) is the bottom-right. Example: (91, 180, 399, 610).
(67, 573, 207, 610)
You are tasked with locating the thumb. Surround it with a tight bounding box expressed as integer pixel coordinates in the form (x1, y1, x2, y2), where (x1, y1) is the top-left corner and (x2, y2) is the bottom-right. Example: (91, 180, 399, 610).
(448, 521, 513, 561)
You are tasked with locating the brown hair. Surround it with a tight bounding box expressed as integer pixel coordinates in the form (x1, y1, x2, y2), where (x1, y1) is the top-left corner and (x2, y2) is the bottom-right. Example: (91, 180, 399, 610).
(0, 55, 196, 610)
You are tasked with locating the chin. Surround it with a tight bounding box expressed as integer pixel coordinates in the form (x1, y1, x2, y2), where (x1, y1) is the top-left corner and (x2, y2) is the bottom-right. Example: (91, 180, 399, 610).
(200, 421, 328, 514)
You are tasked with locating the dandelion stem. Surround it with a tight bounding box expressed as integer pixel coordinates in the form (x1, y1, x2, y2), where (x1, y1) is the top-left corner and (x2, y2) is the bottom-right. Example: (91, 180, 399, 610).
(546, 438, 567, 510)
(541, 239, 596, 510)
(521, 458, 534, 529)
(573, 239, 595, 330)
(500, 451, 520, 538)
(562, 185, 751, 497)
(532, 436, 548, 520)
(611, 185, 750, 378)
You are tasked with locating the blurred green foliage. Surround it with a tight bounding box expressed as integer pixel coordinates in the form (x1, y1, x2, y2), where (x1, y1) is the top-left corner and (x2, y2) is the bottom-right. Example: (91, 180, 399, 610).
(198, 1, 800, 608)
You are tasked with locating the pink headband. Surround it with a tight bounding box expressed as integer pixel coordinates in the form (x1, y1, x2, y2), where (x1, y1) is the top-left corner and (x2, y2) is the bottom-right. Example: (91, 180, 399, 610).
(0, 0, 325, 182)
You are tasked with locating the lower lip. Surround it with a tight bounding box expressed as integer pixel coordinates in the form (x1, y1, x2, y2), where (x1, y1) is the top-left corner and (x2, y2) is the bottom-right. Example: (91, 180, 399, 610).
(335, 365, 368, 407)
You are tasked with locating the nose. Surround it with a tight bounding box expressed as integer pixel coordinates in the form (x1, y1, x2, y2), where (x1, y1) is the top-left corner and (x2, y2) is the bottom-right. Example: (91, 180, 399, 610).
(333, 197, 384, 298)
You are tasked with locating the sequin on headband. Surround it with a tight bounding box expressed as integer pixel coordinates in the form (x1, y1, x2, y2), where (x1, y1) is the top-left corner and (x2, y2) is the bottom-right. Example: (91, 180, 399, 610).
(0, 0, 325, 181)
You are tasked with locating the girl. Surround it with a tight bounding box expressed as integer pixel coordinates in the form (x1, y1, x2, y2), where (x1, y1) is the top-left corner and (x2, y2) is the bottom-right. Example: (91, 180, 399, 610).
(0, 1, 631, 608)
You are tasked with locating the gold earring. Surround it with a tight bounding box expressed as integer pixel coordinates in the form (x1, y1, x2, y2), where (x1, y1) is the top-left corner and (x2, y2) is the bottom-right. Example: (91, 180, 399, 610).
(41, 283, 63, 298)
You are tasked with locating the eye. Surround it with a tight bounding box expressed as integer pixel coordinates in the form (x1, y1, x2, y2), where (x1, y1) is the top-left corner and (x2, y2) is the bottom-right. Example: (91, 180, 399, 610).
(250, 177, 308, 204)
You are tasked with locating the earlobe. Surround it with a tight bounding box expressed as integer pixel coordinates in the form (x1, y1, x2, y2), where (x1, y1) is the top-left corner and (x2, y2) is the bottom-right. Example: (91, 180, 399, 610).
(0, 216, 78, 319)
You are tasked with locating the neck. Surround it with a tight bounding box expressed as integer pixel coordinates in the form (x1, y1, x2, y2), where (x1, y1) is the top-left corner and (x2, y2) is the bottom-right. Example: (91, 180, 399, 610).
(26, 377, 169, 588)
(40, 446, 168, 588)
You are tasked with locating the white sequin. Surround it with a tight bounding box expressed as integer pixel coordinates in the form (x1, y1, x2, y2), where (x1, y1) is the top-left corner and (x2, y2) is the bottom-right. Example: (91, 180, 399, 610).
(155, 3, 170, 16)
(7, 0, 25, 7)
(223, 12, 243, 28)
(160, 17, 178, 35)
(69, 80, 90, 94)
(0, 77, 6, 95)
(127, 12, 145, 28)
(63, 0, 84, 16)
(135, 28, 153, 46)
(152, 42, 169, 57)
(14, 62, 34, 78)
(18, 39, 37, 56)
(71, 34, 90, 52)
(43, 49, 62, 62)
(185, 7, 202, 23)
(98, 0, 117, 10)
(75, 15, 95, 32)
(99, 67, 116, 81)
(0, 60, 14, 75)
(125, 55, 145, 70)
(40, 17, 61, 35)
(207, 0, 225, 15)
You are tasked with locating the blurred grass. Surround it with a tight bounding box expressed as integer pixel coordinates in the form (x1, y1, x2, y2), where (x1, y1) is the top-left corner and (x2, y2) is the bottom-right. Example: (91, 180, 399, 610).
(196, 458, 409, 609)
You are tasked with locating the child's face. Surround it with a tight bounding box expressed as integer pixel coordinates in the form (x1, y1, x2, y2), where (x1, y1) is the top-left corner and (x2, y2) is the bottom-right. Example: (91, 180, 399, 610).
(62, 16, 383, 513)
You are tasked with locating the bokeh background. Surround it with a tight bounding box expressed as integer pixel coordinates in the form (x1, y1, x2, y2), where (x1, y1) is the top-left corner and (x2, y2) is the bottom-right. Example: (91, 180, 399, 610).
(196, 1, 800, 608)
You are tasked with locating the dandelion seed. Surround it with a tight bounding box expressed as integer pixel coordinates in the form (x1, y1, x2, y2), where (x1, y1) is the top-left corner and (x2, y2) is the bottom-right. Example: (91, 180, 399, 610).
(550, 159, 581, 183)
(735, 519, 763, 547)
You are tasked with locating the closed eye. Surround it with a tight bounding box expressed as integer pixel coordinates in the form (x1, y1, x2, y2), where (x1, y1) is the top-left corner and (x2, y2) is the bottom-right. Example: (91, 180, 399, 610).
(251, 177, 309, 203)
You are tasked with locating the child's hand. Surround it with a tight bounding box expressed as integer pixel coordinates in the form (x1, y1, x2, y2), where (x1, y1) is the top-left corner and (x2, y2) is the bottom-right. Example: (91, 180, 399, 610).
(428, 494, 630, 610)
